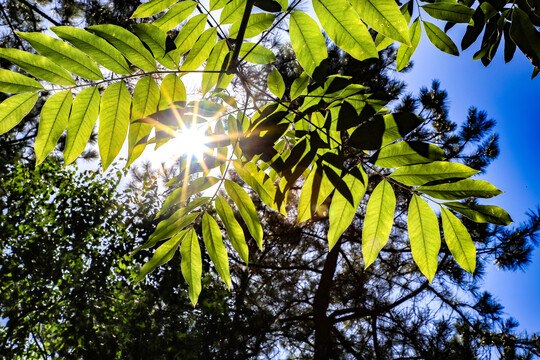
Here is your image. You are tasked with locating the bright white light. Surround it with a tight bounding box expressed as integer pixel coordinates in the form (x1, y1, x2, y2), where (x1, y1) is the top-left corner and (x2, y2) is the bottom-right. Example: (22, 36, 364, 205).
(172, 126, 208, 160)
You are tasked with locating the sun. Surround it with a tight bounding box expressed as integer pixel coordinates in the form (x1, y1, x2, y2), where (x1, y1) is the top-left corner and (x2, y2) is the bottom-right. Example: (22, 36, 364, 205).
(172, 125, 209, 160)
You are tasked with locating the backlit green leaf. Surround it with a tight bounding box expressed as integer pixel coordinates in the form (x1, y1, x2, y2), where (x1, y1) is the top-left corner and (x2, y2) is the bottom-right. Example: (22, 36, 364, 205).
(225, 180, 264, 250)
(159, 74, 186, 110)
(17, 31, 103, 80)
(154, 1, 197, 31)
(297, 165, 335, 223)
(64, 87, 100, 165)
(181, 228, 202, 306)
(423, 21, 459, 56)
(220, 0, 247, 25)
(389, 161, 479, 186)
(50, 26, 131, 75)
(215, 195, 249, 264)
(509, 8, 540, 68)
(0, 93, 39, 135)
(132, 23, 176, 67)
(421, 3, 474, 23)
(313, 0, 377, 61)
(98, 81, 131, 171)
(137, 212, 198, 253)
(158, 177, 219, 217)
(396, 17, 421, 71)
(229, 13, 275, 38)
(441, 207, 476, 274)
(289, 11, 328, 78)
(180, 28, 218, 71)
(267, 68, 285, 98)
(418, 179, 502, 200)
(135, 229, 187, 282)
(290, 72, 309, 100)
(443, 202, 513, 226)
(408, 194, 440, 282)
(131, 0, 178, 18)
(362, 179, 396, 268)
(202, 213, 231, 288)
(202, 40, 232, 95)
(328, 165, 368, 251)
(88, 24, 157, 71)
(238, 42, 276, 64)
(174, 14, 207, 56)
(371, 141, 445, 168)
(210, 0, 228, 10)
(127, 76, 160, 167)
(35, 90, 72, 165)
(0, 69, 43, 93)
(0, 48, 75, 85)
(349, 0, 410, 45)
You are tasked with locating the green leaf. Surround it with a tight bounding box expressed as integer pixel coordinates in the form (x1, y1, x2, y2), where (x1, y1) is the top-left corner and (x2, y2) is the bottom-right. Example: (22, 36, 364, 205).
(131, 0, 179, 18)
(421, 3, 474, 23)
(290, 72, 309, 100)
(215, 195, 249, 264)
(220, 0, 246, 25)
(35, 90, 72, 165)
(362, 179, 396, 268)
(50, 26, 131, 75)
(135, 229, 187, 282)
(98, 81, 131, 171)
(64, 87, 100, 165)
(289, 11, 328, 78)
(0, 69, 43, 93)
(127, 76, 160, 167)
(297, 164, 335, 223)
(139, 212, 198, 253)
(202, 213, 231, 288)
(224, 180, 264, 250)
(159, 74, 186, 110)
(154, 1, 197, 31)
(267, 68, 285, 98)
(158, 177, 219, 217)
(17, 31, 103, 80)
(418, 179, 502, 200)
(229, 13, 275, 38)
(349, 0, 410, 45)
(210, 0, 229, 10)
(371, 141, 445, 168)
(313, 0, 377, 61)
(0, 48, 75, 85)
(174, 14, 208, 56)
(349, 112, 424, 150)
(423, 21, 459, 56)
(0, 93, 39, 135)
(389, 161, 479, 186)
(396, 17, 421, 71)
(88, 24, 157, 71)
(238, 42, 276, 64)
(509, 8, 540, 67)
(132, 23, 177, 68)
(202, 40, 232, 95)
(328, 165, 368, 251)
(441, 207, 476, 274)
(180, 28, 218, 71)
(180, 228, 202, 306)
(443, 202, 513, 226)
(408, 194, 441, 282)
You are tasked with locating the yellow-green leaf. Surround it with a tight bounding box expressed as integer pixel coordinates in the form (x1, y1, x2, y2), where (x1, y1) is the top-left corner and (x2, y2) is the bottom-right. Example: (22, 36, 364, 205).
(408, 194, 441, 282)
(441, 207, 476, 274)
(35, 90, 72, 165)
(418, 179, 503, 200)
(224, 180, 263, 250)
(229, 13, 275, 38)
(362, 179, 396, 268)
(220, 0, 247, 25)
(17, 31, 103, 80)
(0, 48, 75, 86)
(202, 213, 231, 288)
(290, 72, 309, 100)
(0, 69, 43, 93)
(180, 228, 202, 306)
(127, 76, 160, 167)
(238, 42, 276, 64)
(174, 14, 207, 56)
(349, 0, 410, 45)
(50, 26, 131, 75)
(313, 0, 377, 61)
(131, 0, 179, 18)
(443, 202, 513, 226)
(389, 161, 479, 186)
(328, 165, 368, 251)
(289, 11, 328, 78)
(396, 17, 421, 71)
(423, 21, 459, 56)
(297, 165, 335, 224)
(88, 24, 157, 71)
(215, 195, 249, 265)
(159, 74, 186, 110)
(202, 40, 233, 95)
(180, 28, 218, 71)
(371, 141, 445, 168)
(267, 68, 285, 99)
(98, 81, 131, 171)
(0, 93, 39, 135)
(64, 87, 100, 165)
(154, 1, 197, 31)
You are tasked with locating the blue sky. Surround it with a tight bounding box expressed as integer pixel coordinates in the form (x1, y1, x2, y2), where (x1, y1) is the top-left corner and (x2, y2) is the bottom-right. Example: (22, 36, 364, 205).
(399, 36, 540, 334)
